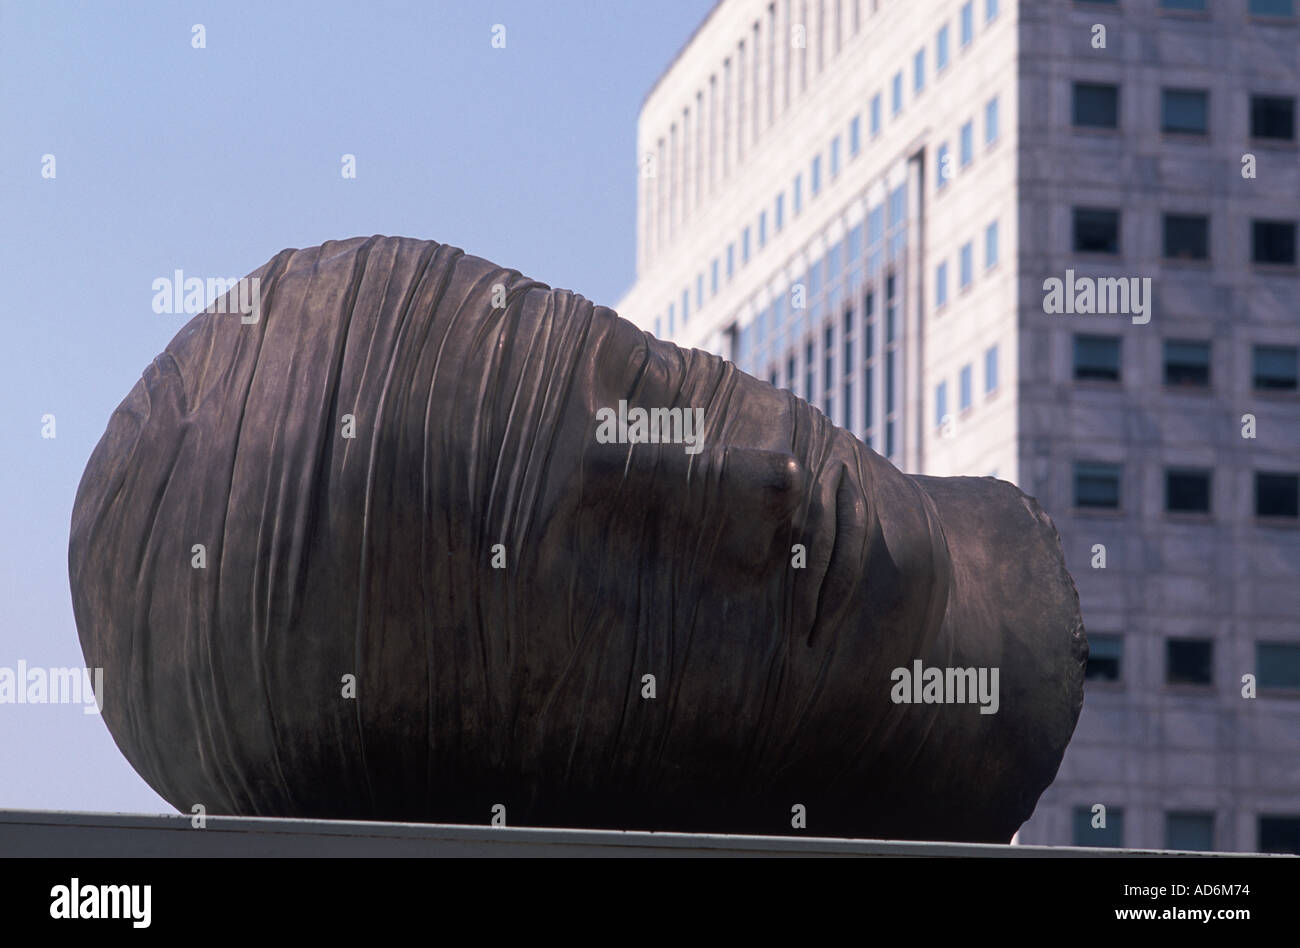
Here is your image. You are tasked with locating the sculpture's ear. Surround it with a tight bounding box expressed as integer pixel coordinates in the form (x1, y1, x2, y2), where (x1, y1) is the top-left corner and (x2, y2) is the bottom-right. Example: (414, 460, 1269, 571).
(585, 440, 807, 570)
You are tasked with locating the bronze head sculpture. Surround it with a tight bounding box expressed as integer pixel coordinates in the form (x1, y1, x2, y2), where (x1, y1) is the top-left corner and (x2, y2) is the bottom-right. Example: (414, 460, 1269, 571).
(70, 235, 1086, 842)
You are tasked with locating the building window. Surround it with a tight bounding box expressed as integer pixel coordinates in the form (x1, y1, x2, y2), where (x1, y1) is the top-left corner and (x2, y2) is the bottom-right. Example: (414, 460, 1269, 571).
(1166, 468, 1212, 514)
(914, 48, 925, 93)
(727, 243, 735, 279)
(1258, 643, 1300, 690)
(849, 115, 861, 156)
(848, 224, 863, 283)
(1165, 813, 1214, 852)
(654, 316, 661, 337)
(959, 364, 973, 411)
(1251, 95, 1296, 140)
(891, 71, 903, 115)
(711, 259, 719, 295)
(1161, 0, 1207, 9)
(831, 136, 841, 177)
(937, 25, 950, 72)
(759, 212, 767, 248)
(886, 350, 896, 414)
(1162, 89, 1209, 135)
(742, 227, 751, 263)
(843, 310, 854, 374)
(935, 261, 948, 307)
(985, 220, 999, 268)
(681, 289, 689, 324)
(696, 274, 704, 308)
(937, 142, 950, 188)
(1073, 82, 1119, 129)
(1163, 340, 1210, 387)
(1252, 219, 1297, 265)
(1073, 806, 1123, 848)
(986, 0, 999, 20)
(960, 1, 974, 47)
(864, 367, 874, 438)
(888, 187, 906, 240)
(986, 96, 999, 145)
(775, 194, 784, 232)
(793, 174, 803, 214)
(984, 344, 998, 393)
(1074, 207, 1121, 254)
(1249, 0, 1296, 16)
(1074, 461, 1121, 509)
(959, 242, 973, 289)
(811, 156, 822, 195)
(1259, 816, 1300, 855)
(805, 341, 814, 402)
(1086, 634, 1122, 682)
(935, 381, 948, 428)
(1253, 345, 1298, 390)
(668, 302, 675, 335)
(1256, 472, 1300, 518)
(871, 93, 882, 136)
(1163, 213, 1209, 260)
(1074, 334, 1121, 381)
(1167, 638, 1213, 686)
(959, 121, 974, 166)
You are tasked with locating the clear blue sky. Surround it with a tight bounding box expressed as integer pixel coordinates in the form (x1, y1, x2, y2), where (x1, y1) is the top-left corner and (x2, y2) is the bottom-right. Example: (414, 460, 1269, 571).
(0, 0, 715, 814)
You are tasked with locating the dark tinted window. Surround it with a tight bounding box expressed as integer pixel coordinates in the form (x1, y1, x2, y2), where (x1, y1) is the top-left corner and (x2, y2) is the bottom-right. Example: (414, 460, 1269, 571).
(1166, 469, 1211, 513)
(1073, 83, 1119, 128)
(1259, 816, 1300, 856)
(1086, 634, 1123, 682)
(1249, 0, 1296, 16)
(1075, 461, 1121, 509)
(1167, 638, 1213, 685)
(1162, 89, 1208, 134)
(1257, 643, 1300, 690)
(1164, 340, 1210, 386)
(1252, 220, 1297, 265)
(1074, 208, 1120, 254)
(1074, 335, 1121, 381)
(1256, 472, 1299, 518)
(1164, 214, 1209, 260)
(1251, 95, 1296, 140)
(1253, 345, 1298, 390)
(1166, 813, 1214, 851)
